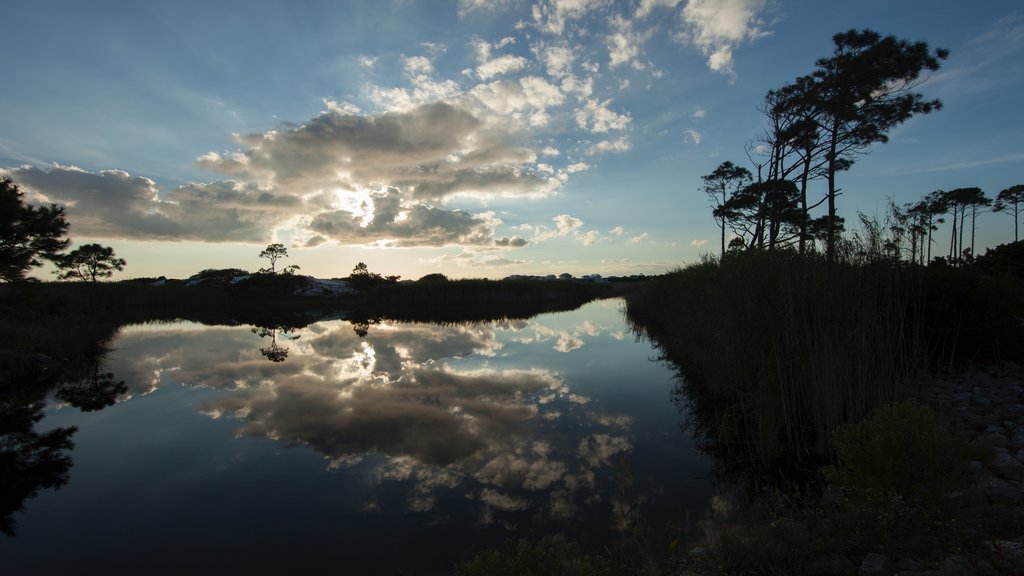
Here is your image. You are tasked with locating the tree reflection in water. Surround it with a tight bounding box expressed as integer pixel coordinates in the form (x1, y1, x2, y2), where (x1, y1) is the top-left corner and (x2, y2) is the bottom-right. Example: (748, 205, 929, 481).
(251, 325, 300, 362)
(1, 345, 127, 536)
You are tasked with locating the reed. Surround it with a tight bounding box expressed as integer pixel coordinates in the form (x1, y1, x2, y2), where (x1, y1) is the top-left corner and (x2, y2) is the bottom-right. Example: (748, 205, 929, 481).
(625, 249, 929, 480)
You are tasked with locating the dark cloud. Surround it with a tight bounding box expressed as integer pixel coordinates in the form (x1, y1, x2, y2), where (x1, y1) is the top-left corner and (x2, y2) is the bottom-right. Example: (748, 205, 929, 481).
(3, 165, 300, 242)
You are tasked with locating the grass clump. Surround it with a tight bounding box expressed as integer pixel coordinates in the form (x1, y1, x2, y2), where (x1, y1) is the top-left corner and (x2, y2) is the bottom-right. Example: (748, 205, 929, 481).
(625, 250, 926, 480)
(824, 400, 973, 504)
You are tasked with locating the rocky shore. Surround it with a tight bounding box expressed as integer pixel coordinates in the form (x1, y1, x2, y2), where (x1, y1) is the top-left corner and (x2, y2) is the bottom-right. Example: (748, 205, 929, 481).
(906, 363, 1024, 575)
(685, 364, 1024, 576)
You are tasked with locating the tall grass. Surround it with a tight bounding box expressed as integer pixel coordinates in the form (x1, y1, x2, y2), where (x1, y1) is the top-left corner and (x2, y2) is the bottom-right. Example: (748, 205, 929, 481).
(625, 249, 928, 480)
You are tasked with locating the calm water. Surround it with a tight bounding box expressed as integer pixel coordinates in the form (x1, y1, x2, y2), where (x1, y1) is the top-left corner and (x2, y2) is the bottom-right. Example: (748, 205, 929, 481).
(3, 299, 713, 574)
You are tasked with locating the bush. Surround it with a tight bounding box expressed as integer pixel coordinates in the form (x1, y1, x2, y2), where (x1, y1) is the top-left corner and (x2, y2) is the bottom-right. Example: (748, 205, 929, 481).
(824, 400, 971, 503)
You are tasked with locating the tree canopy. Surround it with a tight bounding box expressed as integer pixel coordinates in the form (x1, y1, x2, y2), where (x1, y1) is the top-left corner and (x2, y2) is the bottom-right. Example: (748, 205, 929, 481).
(258, 243, 299, 275)
(0, 177, 69, 282)
(53, 243, 127, 282)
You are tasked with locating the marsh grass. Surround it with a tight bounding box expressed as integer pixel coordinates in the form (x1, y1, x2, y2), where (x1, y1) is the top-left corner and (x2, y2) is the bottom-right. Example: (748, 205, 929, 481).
(626, 250, 928, 480)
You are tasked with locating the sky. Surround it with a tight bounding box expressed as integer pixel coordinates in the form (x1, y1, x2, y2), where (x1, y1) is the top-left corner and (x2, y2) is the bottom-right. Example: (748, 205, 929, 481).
(3, 0, 1023, 280)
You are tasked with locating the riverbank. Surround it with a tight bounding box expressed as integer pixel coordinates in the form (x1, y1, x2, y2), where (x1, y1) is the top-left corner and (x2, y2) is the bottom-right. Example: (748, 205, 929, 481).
(622, 244, 1024, 574)
(679, 364, 1024, 575)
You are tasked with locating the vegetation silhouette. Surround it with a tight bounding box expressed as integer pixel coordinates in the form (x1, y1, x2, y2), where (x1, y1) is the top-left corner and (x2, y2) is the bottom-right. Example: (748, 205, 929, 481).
(708, 30, 948, 261)
(252, 325, 300, 362)
(53, 243, 127, 283)
(0, 177, 69, 283)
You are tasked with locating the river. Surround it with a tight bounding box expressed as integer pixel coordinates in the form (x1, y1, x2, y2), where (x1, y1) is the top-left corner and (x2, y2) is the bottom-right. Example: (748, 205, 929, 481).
(2, 298, 713, 574)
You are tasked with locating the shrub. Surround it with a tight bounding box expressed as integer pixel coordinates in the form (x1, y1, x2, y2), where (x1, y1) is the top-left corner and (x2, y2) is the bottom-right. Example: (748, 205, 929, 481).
(824, 400, 971, 503)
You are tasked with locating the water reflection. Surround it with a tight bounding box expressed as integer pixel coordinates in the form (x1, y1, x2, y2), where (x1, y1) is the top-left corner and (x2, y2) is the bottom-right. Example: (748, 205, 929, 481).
(109, 316, 636, 523)
(3, 301, 713, 573)
(2, 346, 124, 536)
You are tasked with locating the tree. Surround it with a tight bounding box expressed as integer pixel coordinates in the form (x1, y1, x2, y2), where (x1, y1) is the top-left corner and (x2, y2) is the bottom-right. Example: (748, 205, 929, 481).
(0, 177, 69, 282)
(805, 30, 948, 262)
(941, 188, 987, 265)
(701, 161, 752, 257)
(994, 184, 1024, 242)
(258, 243, 299, 274)
(53, 243, 126, 282)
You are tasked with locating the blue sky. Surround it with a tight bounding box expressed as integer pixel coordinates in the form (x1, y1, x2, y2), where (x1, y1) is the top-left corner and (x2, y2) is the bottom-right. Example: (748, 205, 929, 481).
(3, 0, 1023, 280)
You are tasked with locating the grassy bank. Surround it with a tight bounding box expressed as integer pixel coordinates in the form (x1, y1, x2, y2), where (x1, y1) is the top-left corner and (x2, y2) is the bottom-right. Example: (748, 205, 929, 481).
(624, 245, 1023, 481)
(619, 243, 1023, 573)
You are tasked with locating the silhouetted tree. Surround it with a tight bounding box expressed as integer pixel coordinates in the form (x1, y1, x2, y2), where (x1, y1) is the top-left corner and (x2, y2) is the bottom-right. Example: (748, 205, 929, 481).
(804, 30, 948, 262)
(258, 243, 298, 275)
(53, 243, 126, 282)
(994, 184, 1024, 242)
(941, 187, 987, 264)
(701, 161, 752, 257)
(0, 177, 69, 282)
(715, 179, 801, 251)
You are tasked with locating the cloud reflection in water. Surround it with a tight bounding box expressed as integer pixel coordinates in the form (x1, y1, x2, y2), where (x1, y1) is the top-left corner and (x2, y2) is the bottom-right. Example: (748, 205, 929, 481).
(109, 315, 634, 524)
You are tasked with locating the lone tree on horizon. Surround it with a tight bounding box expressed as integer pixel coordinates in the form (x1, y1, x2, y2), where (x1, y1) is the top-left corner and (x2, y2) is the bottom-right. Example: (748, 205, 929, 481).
(258, 243, 299, 275)
(54, 243, 126, 282)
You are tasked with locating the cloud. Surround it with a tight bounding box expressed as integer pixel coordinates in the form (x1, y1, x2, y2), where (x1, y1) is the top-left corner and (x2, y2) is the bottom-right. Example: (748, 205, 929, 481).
(476, 54, 529, 80)
(606, 14, 654, 71)
(690, 238, 709, 247)
(199, 101, 551, 203)
(458, 0, 516, 18)
(586, 137, 632, 155)
(675, 0, 769, 77)
(575, 98, 631, 133)
(307, 187, 506, 248)
(693, 107, 706, 119)
(532, 42, 576, 79)
(628, 233, 649, 244)
(609, 226, 625, 236)
(3, 164, 297, 242)
(636, 0, 683, 19)
(532, 0, 614, 35)
(470, 76, 566, 128)
(566, 162, 590, 173)
(685, 128, 702, 145)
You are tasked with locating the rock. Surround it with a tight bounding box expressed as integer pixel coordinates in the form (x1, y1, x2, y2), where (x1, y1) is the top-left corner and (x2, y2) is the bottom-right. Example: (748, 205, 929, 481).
(939, 555, 976, 576)
(991, 540, 1024, 571)
(859, 552, 893, 576)
(805, 555, 854, 576)
(989, 450, 1024, 481)
(895, 558, 927, 572)
(975, 431, 1010, 448)
(1012, 427, 1024, 448)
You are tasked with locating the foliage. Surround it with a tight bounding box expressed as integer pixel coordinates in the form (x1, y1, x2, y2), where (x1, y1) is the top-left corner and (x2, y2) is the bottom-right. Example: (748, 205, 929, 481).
(258, 243, 298, 274)
(731, 30, 947, 261)
(701, 161, 752, 257)
(824, 400, 971, 503)
(417, 272, 449, 282)
(0, 176, 69, 282)
(994, 184, 1024, 242)
(53, 243, 126, 282)
(346, 261, 399, 288)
